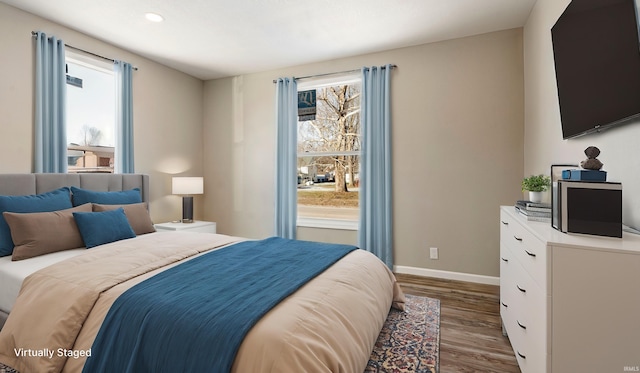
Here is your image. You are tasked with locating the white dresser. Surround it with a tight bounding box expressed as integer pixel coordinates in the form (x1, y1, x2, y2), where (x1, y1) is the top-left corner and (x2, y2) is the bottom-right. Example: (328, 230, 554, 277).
(499, 206, 640, 373)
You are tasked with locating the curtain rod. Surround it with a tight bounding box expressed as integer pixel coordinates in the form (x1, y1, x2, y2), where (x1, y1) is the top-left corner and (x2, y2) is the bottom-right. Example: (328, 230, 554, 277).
(31, 31, 138, 70)
(272, 64, 397, 84)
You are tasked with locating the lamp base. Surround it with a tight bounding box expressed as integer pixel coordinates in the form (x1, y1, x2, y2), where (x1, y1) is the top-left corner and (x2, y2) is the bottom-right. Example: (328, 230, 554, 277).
(182, 196, 194, 223)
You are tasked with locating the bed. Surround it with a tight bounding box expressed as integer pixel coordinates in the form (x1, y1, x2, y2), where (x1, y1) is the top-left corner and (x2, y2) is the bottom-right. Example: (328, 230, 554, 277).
(0, 173, 405, 373)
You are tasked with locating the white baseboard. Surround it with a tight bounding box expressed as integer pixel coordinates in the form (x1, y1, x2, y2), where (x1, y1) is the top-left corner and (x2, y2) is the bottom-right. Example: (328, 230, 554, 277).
(394, 265, 500, 286)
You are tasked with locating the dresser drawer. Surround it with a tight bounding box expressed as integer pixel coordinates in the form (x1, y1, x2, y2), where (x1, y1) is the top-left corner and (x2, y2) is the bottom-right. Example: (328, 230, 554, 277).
(499, 244, 516, 326)
(500, 210, 547, 291)
(510, 266, 546, 342)
(506, 266, 547, 373)
(508, 317, 547, 373)
(499, 212, 515, 250)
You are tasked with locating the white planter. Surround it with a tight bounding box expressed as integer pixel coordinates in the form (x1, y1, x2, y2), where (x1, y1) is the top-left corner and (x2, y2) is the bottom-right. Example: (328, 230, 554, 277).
(529, 191, 543, 203)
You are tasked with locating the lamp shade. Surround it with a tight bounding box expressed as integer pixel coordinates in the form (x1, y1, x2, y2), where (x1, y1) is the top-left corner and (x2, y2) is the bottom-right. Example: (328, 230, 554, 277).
(172, 177, 203, 195)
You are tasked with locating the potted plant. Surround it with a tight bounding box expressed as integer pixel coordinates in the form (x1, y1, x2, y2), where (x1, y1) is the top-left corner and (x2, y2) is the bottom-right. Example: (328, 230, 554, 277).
(522, 174, 551, 203)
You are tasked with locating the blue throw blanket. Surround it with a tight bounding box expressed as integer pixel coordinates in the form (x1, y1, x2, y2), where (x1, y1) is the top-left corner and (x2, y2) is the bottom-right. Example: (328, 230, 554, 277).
(82, 237, 357, 373)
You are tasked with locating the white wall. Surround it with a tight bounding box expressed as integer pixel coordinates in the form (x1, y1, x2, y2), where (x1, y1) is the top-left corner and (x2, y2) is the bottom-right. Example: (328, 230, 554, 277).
(0, 3, 205, 224)
(524, 0, 640, 230)
(203, 29, 525, 278)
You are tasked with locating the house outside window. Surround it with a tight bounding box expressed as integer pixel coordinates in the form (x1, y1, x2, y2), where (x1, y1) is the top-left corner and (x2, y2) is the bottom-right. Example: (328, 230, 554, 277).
(297, 73, 361, 230)
(65, 52, 115, 173)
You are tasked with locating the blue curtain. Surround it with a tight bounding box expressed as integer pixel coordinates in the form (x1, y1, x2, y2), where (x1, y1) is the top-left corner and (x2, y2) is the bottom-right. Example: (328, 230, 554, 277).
(34, 31, 67, 173)
(114, 61, 134, 173)
(274, 78, 298, 239)
(359, 65, 393, 269)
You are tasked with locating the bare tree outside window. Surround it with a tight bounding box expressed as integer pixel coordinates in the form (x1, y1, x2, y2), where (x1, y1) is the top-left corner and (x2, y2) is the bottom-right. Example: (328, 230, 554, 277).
(80, 124, 103, 146)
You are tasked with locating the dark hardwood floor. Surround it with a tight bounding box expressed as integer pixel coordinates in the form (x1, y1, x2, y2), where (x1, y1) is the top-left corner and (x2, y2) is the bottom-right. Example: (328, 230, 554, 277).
(395, 273, 521, 373)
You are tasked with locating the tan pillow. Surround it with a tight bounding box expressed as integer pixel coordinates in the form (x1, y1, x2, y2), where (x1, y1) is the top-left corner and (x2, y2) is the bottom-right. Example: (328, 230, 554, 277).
(4, 203, 92, 261)
(92, 202, 156, 235)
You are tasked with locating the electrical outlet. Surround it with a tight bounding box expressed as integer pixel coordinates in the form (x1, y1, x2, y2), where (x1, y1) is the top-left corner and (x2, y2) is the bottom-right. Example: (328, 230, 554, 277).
(430, 247, 439, 260)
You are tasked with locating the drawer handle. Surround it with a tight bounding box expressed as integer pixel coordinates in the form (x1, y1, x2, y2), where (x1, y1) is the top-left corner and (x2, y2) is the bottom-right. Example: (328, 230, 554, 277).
(513, 235, 523, 242)
(517, 285, 526, 293)
(525, 249, 536, 257)
(501, 220, 509, 225)
(501, 301, 508, 308)
(517, 320, 527, 330)
(517, 351, 526, 359)
(501, 257, 509, 263)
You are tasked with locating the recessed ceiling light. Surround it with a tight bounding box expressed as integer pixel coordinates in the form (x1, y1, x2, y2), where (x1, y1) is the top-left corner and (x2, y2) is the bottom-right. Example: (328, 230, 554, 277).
(145, 13, 164, 22)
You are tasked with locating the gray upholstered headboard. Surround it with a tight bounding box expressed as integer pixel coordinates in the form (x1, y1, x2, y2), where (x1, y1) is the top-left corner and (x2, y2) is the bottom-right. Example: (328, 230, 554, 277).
(0, 173, 150, 202)
(0, 173, 150, 330)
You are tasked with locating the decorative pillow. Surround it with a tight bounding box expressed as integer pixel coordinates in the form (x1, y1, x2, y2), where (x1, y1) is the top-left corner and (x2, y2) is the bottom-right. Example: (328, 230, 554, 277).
(0, 187, 73, 257)
(70, 186, 142, 207)
(4, 204, 92, 261)
(92, 202, 156, 235)
(73, 208, 136, 249)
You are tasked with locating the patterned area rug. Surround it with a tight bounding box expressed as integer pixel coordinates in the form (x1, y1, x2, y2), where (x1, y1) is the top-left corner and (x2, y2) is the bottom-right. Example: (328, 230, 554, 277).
(366, 294, 441, 373)
(0, 295, 440, 373)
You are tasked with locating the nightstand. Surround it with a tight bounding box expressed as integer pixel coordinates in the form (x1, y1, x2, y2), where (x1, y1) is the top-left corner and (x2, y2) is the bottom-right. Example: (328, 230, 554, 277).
(154, 221, 217, 234)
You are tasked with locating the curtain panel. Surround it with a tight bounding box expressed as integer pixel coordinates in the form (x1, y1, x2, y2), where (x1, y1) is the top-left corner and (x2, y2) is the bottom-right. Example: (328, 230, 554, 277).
(359, 65, 393, 269)
(274, 78, 298, 239)
(114, 61, 134, 174)
(34, 31, 67, 173)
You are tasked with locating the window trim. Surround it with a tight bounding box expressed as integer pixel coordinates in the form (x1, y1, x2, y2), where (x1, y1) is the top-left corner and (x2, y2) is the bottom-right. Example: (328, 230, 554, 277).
(66, 50, 113, 74)
(297, 72, 361, 90)
(297, 217, 358, 231)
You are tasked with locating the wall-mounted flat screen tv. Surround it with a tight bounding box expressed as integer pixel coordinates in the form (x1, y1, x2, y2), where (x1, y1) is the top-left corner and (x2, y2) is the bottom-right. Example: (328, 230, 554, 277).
(552, 0, 640, 139)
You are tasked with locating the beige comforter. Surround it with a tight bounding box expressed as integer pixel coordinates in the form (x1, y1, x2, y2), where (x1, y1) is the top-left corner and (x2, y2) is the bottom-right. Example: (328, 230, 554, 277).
(0, 232, 404, 373)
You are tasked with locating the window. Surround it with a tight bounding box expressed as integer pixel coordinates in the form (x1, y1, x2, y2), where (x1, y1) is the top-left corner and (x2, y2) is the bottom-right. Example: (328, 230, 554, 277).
(297, 74, 361, 230)
(65, 52, 115, 173)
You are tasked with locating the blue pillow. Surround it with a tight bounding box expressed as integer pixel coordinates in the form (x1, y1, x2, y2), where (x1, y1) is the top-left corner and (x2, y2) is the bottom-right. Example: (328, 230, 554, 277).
(73, 208, 136, 249)
(71, 186, 142, 206)
(0, 187, 72, 256)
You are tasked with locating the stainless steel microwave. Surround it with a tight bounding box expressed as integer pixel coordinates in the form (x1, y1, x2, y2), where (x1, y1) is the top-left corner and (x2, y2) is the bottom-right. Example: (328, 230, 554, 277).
(552, 180, 622, 238)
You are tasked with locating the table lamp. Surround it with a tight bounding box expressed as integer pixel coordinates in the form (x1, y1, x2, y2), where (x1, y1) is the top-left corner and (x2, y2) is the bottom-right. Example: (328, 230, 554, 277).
(172, 177, 203, 223)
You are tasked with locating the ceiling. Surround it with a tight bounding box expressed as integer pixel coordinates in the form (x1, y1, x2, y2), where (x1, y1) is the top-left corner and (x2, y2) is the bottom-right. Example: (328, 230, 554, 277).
(2, 0, 537, 80)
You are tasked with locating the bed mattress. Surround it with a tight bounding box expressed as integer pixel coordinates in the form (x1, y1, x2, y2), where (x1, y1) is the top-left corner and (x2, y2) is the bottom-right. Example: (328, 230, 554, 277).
(0, 249, 85, 314)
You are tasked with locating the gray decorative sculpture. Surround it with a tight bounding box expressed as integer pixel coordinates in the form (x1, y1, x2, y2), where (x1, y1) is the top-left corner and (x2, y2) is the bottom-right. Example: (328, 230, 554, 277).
(580, 146, 604, 170)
